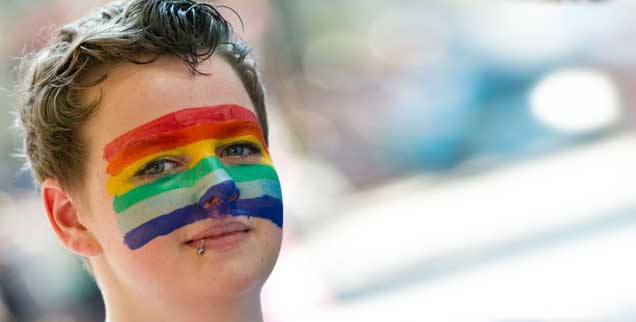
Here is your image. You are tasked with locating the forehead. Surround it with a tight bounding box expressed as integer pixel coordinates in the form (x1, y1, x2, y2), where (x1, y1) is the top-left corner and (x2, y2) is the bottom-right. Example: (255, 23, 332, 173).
(85, 55, 256, 153)
(103, 104, 264, 165)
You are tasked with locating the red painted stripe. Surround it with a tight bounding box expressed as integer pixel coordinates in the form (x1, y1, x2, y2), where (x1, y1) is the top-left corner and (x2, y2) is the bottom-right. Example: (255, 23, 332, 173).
(105, 121, 266, 176)
(103, 104, 258, 161)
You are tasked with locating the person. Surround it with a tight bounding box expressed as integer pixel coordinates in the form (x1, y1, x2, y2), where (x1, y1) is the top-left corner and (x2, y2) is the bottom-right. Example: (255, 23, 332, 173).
(14, 1, 283, 321)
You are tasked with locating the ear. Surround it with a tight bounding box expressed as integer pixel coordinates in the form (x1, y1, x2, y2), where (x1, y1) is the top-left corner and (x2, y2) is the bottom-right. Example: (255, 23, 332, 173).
(41, 178, 102, 257)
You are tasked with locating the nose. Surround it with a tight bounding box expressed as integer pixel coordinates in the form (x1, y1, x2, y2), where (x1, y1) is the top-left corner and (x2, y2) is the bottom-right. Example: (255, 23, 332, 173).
(194, 158, 240, 209)
(199, 180, 240, 209)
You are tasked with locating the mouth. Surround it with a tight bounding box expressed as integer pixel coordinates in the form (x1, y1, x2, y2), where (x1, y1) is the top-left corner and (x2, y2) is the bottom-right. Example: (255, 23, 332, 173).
(184, 220, 252, 252)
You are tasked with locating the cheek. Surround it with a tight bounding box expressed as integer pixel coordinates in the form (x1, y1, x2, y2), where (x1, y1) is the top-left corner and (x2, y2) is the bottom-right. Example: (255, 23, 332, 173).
(251, 219, 284, 276)
(84, 170, 153, 261)
(82, 171, 121, 246)
(89, 199, 126, 254)
(108, 243, 185, 294)
(89, 196, 182, 280)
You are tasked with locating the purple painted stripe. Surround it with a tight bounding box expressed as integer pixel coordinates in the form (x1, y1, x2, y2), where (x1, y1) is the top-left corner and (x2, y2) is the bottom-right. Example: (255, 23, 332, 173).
(123, 196, 283, 250)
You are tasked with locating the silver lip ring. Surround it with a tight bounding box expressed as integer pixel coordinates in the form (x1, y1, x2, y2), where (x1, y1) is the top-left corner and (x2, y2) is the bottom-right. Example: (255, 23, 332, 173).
(197, 239, 206, 255)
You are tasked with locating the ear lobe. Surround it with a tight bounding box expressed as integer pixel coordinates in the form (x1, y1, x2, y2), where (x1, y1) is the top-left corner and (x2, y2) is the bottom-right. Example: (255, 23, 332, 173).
(41, 178, 102, 257)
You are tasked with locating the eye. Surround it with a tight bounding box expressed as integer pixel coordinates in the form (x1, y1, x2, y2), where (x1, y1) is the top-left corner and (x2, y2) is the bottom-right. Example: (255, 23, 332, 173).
(134, 158, 182, 178)
(219, 142, 261, 158)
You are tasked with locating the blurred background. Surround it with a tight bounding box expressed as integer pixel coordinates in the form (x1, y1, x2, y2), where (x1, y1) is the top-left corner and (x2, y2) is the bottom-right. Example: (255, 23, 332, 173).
(1, 0, 636, 321)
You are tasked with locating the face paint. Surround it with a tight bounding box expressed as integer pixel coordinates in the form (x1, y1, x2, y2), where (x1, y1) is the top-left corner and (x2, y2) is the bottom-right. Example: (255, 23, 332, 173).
(103, 104, 283, 250)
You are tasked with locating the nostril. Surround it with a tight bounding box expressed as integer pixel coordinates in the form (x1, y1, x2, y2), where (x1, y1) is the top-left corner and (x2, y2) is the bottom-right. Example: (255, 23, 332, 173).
(204, 197, 221, 209)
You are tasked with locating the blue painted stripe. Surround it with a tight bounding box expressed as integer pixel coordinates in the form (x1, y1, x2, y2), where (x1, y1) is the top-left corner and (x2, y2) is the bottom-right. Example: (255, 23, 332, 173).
(123, 195, 283, 250)
(116, 179, 282, 234)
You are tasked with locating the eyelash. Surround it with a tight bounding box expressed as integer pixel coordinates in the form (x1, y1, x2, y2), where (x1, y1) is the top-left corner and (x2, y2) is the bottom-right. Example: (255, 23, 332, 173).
(218, 142, 262, 158)
(133, 157, 182, 178)
(132, 142, 262, 179)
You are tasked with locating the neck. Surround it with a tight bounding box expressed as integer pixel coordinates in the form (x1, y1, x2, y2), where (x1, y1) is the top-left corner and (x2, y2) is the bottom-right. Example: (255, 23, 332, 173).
(94, 262, 264, 322)
(103, 284, 264, 322)
(106, 295, 263, 322)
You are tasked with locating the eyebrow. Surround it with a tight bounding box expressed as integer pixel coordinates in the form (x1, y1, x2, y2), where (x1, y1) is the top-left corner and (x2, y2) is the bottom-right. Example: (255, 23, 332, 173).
(103, 104, 259, 161)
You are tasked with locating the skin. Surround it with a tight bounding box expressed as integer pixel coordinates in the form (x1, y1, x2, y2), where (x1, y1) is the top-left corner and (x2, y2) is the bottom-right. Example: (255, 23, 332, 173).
(40, 55, 282, 322)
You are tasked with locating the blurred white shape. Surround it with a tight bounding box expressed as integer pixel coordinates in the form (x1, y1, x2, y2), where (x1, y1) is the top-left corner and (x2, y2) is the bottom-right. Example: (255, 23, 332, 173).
(302, 223, 636, 322)
(530, 68, 621, 132)
(462, 4, 577, 66)
(303, 132, 636, 294)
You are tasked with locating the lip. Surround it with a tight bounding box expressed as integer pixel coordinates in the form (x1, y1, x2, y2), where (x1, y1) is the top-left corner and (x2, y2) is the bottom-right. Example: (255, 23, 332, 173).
(185, 220, 252, 252)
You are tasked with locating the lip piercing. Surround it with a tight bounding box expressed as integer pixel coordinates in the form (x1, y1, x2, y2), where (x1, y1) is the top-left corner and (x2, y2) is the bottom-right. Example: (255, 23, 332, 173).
(197, 239, 205, 255)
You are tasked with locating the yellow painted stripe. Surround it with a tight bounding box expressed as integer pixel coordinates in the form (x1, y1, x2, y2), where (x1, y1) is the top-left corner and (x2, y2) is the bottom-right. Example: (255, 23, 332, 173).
(106, 134, 272, 196)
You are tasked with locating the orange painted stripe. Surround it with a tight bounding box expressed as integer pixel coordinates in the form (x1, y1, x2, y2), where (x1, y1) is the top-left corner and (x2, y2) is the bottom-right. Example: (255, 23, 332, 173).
(103, 105, 258, 161)
(105, 121, 266, 176)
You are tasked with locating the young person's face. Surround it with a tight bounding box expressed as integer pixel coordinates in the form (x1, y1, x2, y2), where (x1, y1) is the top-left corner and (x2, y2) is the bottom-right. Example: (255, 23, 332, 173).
(78, 55, 282, 300)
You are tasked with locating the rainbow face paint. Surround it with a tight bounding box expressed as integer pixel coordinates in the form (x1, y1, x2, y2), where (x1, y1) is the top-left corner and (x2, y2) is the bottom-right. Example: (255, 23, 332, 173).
(103, 104, 283, 250)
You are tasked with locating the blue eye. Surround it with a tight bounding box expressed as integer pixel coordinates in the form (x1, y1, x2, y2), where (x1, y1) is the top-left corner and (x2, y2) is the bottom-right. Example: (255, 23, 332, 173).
(134, 158, 181, 178)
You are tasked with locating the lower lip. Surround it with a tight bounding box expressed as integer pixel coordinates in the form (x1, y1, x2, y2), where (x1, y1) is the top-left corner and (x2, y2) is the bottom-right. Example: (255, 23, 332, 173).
(187, 229, 251, 253)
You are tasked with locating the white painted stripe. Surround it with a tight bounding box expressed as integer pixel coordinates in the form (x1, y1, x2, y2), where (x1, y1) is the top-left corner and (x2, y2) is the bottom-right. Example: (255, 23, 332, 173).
(117, 179, 281, 233)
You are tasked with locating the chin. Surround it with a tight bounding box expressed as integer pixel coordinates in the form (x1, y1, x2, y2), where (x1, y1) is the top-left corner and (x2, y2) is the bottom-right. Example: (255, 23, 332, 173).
(101, 219, 283, 301)
(192, 234, 281, 298)
(193, 252, 279, 299)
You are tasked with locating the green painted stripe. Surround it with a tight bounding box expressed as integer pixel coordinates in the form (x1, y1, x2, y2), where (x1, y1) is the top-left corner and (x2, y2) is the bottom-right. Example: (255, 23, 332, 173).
(116, 179, 281, 233)
(113, 156, 278, 213)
